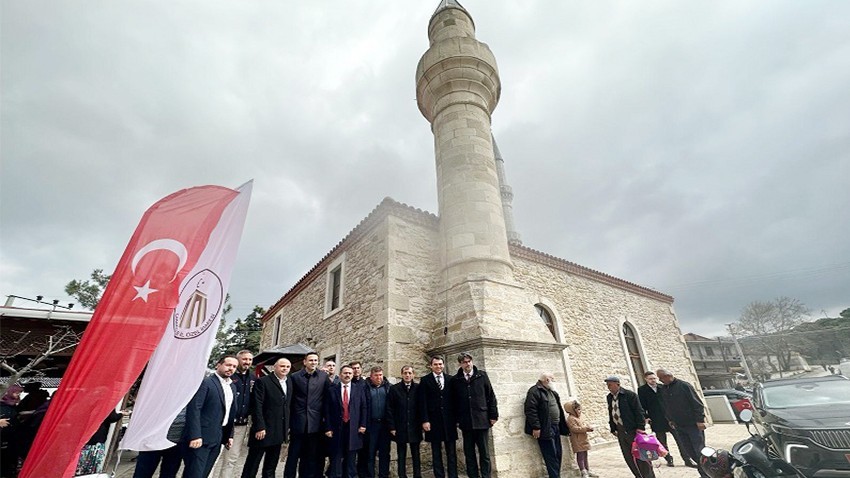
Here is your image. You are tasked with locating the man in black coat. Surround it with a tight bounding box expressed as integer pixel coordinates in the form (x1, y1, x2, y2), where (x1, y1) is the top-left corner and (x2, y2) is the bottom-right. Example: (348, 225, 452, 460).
(417, 355, 457, 478)
(657, 369, 708, 478)
(637, 371, 694, 468)
(450, 353, 498, 478)
(324, 365, 368, 478)
(284, 352, 329, 478)
(183, 356, 239, 478)
(387, 366, 423, 478)
(524, 372, 569, 478)
(605, 375, 655, 478)
(241, 358, 292, 478)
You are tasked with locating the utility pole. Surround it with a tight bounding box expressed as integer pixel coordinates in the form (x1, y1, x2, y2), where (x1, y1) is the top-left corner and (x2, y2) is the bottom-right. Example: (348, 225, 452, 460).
(727, 323, 754, 383)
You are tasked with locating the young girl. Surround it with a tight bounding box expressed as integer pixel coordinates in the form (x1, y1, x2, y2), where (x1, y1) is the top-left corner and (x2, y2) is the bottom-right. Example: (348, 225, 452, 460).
(564, 399, 598, 478)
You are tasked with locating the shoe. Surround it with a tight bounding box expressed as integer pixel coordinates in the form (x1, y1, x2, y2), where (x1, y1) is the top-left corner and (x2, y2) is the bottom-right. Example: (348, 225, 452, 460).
(666, 457, 674, 467)
(685, 460, 698, 468)
(580, 471, 589, 478)
(587, 471, 599, 477)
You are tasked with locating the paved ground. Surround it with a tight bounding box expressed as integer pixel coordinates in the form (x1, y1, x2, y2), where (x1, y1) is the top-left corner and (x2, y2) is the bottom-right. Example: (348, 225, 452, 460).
(108, 423, 749, 478)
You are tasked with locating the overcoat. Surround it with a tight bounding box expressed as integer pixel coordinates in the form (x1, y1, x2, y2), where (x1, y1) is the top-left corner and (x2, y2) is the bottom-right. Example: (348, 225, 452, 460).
(606, 387, 646, 434)
(289, 368, 330, 435)
(563, 400, 592, 452)
(387, 381, 422, 444)
(637, 383, 671, 433)
(324, 381, 368, 452)
(248, 373, 292, 447)
(417, 373, 457, 442)
(450, 366, 498, 431)
(523, 382, 569, 439)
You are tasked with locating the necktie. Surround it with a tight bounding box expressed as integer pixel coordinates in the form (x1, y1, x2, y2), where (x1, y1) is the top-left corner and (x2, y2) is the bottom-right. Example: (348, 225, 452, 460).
(437, 375, 443, 390)
(343, 385, 350, 422)
(466, 373, 471, 382)
(612, 395, 623, 426)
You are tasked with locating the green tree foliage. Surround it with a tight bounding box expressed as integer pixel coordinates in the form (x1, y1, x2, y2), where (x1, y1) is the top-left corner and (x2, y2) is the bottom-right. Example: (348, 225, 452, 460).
(64, 269, 111, 310)
(208, 304, 265, 367)
(736, 296, 809, 376)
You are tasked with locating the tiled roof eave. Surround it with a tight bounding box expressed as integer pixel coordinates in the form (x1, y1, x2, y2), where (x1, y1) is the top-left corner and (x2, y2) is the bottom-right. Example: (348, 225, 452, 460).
(262, 198, 438, 322)
(509, 243, 674, 304)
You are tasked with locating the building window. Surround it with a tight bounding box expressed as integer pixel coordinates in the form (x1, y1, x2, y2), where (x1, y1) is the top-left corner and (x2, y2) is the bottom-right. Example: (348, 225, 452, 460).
(324, 254, 346, 317)
(623, 322, 647, 386)
(273, 315, 282, 346)
(705, 346, 715, 356)
(534, 304, 557, 339)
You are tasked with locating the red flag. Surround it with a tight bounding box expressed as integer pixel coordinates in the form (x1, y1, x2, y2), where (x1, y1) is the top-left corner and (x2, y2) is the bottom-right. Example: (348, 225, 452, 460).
(19, 185, 245, 478)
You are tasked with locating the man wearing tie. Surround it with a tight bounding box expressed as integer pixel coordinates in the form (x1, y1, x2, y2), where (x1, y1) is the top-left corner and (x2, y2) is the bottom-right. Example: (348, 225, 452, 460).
(241, 358, 292, 478)
(324, 365, 368, 478)
(417, 355, 457, 478)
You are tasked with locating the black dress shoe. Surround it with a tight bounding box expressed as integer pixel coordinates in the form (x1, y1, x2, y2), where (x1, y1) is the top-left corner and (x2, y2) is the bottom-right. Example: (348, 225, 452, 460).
(666, 459, 675, 467)
(684, 460, 698, 468)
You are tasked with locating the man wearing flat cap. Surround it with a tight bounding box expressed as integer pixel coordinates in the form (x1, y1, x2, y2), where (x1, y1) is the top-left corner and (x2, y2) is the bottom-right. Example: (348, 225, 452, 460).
(605, 375, 655, 478)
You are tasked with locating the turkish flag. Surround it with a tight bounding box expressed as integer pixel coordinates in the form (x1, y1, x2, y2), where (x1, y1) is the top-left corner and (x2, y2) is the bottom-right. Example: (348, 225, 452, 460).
(19, 182, 252, 478)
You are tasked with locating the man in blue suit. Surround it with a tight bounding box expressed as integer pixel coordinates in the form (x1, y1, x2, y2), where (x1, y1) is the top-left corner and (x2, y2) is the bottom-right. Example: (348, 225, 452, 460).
(183, 355, 238, 478)
(324, 365, 368, 478)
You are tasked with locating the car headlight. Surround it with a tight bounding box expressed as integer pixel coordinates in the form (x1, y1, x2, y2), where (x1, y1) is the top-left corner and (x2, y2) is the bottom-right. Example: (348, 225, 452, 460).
(784, 443, 809, 464)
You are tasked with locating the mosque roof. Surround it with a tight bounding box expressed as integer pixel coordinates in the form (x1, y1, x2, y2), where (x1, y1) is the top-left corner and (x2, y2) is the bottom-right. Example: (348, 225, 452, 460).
(262, 198, 672, 322)
(432, 0, 468, 18)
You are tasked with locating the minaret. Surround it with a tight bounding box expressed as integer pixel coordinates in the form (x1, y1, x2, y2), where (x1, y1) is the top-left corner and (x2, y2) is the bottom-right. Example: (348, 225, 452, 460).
(416, 0, 512, 287)
(492, 134, 522, 245)
(416, 3, 569, 477)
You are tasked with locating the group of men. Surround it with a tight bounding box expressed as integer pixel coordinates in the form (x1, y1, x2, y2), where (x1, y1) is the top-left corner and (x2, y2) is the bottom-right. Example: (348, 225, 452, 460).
(167, 350, 499, 478)
(605, 369, 708, 478)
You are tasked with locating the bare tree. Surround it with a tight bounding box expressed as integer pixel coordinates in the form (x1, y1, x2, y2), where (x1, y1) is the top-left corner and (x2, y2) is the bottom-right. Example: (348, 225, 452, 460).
(736, 296, 810, 377)
(0, 325, 82, 395)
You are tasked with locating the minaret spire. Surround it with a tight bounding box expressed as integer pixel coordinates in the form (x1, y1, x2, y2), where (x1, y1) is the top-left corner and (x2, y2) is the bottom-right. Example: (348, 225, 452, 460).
(492, 134, 522, 245)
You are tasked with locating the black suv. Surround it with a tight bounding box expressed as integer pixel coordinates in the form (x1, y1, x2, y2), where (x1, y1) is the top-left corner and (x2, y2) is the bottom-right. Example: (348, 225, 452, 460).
(751, 375, 850, 477)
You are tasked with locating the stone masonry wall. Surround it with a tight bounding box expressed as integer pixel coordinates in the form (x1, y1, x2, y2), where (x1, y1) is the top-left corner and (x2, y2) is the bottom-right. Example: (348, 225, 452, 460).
(262, 218, 391, 370)
(511, 254, 702, 450)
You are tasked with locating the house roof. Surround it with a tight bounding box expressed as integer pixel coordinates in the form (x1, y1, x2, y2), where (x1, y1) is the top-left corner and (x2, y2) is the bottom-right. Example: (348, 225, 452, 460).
(262, 197, 673, 322)
(683, 332, 714, 341)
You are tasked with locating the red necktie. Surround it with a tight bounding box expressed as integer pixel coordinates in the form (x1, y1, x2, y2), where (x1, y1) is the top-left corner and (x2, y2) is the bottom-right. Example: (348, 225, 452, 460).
(343, 385, 350, 422)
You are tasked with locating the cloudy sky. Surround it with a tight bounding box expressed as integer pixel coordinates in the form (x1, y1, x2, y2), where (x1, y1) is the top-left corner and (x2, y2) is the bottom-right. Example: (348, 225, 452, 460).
(2, 1, 848, 338)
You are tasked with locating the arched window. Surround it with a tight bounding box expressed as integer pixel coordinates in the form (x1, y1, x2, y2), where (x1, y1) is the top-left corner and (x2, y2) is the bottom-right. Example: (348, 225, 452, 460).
(534, 304, 557, 339)
(623, 322, 647, 386)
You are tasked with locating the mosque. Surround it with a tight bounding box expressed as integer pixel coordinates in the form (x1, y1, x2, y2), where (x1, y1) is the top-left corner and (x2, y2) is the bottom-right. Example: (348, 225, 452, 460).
(261, 1, 700, 476)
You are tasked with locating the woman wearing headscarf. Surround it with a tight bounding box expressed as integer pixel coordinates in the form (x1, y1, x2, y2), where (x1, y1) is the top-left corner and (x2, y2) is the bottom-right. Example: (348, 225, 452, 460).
(1, 384, 24, 478)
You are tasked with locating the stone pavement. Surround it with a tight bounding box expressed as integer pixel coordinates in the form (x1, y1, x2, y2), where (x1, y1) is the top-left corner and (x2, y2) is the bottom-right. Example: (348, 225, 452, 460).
(108, 423, 748, 478)
(572, 423, 749, 478)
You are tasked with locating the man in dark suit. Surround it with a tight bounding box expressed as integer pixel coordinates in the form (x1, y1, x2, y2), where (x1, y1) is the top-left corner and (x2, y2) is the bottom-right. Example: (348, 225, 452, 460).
(364, 366, 392, 478)
(450, 353, 498, 478)
(387, 365, 423, 478)
(657, 369, 708, 478)
(284, 352, 329, 478)
(241, 358, 292, 478)
(417, 355, 457, 478)
(183, 356, 239, 478)
(324, 365, 368, 478)
(605, 375, 655, 478)
(638, 371, 694, 468)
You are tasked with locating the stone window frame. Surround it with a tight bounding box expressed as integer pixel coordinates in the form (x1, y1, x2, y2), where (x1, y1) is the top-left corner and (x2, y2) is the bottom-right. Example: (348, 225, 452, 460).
(618, 319, 651, 387)
(531, 299, 577, 398)
(324, 253, 346, 319)
(273, 314, 282, 346)
(534, 303, 559, 340)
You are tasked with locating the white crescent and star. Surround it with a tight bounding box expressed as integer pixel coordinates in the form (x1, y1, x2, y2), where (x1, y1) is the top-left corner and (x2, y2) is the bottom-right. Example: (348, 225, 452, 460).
(131, 238, 189, 302)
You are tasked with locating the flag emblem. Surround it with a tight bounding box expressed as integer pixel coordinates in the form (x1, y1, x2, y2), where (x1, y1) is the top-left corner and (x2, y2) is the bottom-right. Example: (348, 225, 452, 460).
(173, 269, 223, 339)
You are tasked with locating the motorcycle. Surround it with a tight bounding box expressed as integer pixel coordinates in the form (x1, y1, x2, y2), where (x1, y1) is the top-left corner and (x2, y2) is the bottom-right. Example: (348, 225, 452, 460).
(700, 409, 805, 478)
